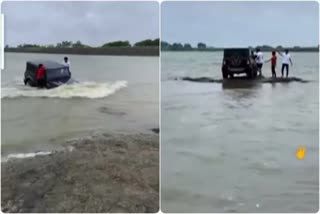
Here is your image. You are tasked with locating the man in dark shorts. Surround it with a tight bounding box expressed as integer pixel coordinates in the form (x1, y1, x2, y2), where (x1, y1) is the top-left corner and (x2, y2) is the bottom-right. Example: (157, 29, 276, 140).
(265, 51, 277, 78)
(277, 49, 293, 78)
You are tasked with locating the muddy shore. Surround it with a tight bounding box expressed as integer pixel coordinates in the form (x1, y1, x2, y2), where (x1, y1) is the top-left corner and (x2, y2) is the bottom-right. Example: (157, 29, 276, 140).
(2, 132, 159, 213)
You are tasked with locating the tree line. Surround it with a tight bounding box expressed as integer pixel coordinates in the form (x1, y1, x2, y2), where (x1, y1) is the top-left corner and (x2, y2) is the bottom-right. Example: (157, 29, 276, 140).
(161, 41, 207, 50)
(6, 39, 160, 49)
(161, 41, 319, 52)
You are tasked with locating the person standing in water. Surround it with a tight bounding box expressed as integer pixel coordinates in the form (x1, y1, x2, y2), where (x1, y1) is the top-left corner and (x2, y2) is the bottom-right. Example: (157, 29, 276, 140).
(63, 56, 71, 68)
(277, 49, 293, 78)
(36, 64, 46, 88)
(255, 48, 264, 76)
(265, 51, 277, 78)
(63, 56, 71, 76)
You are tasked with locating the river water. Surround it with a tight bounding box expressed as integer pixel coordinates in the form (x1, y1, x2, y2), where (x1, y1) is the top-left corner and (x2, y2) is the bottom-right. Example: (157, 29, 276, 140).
(161, 51, 319, 212)
(1, 53, 159, 158)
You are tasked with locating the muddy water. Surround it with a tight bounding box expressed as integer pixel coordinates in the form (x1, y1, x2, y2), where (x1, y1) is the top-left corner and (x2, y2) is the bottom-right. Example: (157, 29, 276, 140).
(2, 53, 159, 157)
(161, 51, 319, 212)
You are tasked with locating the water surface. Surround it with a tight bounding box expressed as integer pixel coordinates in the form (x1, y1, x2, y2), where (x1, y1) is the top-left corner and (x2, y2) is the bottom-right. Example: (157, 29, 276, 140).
(2, 53, 159, 157)
(161, 51, 319, 212)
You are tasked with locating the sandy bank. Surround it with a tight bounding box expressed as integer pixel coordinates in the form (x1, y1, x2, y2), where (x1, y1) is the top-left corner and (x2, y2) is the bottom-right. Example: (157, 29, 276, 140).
(2, 133, 159, 213)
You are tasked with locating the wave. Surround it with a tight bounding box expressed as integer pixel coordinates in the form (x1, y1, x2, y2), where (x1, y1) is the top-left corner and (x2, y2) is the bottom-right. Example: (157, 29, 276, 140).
(2, 151, 52, 162)
(2, 145, 75, 162)
(1, 80, 127, 99)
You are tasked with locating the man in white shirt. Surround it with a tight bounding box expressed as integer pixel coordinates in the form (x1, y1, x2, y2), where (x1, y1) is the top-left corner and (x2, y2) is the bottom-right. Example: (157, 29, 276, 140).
(277, 49, 293, 78)
(63, 56, 70, 68)
(255, 48, 264, 76)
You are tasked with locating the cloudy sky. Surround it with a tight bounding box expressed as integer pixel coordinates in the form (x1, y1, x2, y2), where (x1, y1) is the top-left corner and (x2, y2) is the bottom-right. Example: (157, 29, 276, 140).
(162, 1, 319, 47)
(1, 1, 159, 47)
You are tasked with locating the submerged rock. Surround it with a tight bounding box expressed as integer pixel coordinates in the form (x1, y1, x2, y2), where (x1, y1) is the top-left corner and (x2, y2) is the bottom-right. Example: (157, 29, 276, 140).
(176, 76, 310, 84)
(259, 77, 309, 83)
(179, 77, 223, 83)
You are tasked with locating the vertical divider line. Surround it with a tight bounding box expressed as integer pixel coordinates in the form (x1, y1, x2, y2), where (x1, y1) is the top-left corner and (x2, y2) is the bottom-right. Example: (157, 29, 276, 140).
(158, 1, 162, 212)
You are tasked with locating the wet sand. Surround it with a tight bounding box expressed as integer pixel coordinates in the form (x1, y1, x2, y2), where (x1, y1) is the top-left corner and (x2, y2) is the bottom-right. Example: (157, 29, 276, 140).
(1, 132, 159, 213)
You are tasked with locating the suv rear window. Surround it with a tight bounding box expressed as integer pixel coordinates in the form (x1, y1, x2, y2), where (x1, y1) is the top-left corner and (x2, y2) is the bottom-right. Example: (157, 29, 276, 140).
(26, 63, 36, 71)
(46, 67, 70, 79)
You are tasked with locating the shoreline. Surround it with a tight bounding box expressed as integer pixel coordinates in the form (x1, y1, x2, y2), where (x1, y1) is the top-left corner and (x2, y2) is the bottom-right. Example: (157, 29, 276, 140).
(1, 131, 159, 213)
(5, 47, 159, 57)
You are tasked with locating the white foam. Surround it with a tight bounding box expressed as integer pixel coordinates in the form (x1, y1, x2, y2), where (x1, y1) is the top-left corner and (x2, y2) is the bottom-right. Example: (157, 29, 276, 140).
(1, 81, 127, 99)
(3, 151, 52, 162)
(2, 145, 77, 162)
(67, 146, 74, 152)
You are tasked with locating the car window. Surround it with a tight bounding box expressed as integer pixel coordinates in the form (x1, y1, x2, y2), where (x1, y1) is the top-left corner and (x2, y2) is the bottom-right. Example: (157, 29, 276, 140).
(46, 67, 70, 79)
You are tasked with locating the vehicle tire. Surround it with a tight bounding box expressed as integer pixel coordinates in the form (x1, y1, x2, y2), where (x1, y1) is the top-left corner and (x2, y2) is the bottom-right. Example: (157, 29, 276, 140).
(252, 65, 258, 78)
(222, 71, 228, 79)
(253, 70, 257, 78)
(247, 70, 253, 79)
(25, 79, 32, 86)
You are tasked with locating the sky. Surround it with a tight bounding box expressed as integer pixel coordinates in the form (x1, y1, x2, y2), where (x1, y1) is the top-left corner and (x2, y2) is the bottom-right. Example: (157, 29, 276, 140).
(162, 1, 319, 47)
(1, 1, 159, 47)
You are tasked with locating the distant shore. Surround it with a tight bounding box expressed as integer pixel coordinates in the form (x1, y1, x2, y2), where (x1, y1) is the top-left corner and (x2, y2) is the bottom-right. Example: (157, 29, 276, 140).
(2, 132, 159, 213)
(5, 47, 159, 56)
(160, 41, 319, 52)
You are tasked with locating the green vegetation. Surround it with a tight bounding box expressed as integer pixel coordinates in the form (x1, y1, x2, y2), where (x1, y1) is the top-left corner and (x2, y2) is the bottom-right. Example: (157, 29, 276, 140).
(134, 39, 159, 47)
(183, 43, 192, 50)
(197, 42, 206, 49)
(8, 39, 160, 49)
(102, 41, 131, 48)
(72, 41, 90, 48)
(17, 44, 41, 48)
(56, 41, 73, 48)
(161, 41, 319, 52)
(5, 39, 160, 56)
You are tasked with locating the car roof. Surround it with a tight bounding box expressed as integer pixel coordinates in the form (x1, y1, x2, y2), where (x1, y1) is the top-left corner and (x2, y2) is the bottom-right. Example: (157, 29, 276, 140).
(27, 60, 64, 69)
(224, 48, 250, 51)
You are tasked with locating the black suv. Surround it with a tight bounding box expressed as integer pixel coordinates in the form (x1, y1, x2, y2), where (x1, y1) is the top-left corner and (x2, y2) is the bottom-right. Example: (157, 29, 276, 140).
(24, 60, 71, 89)
(221, 48, 258, 79)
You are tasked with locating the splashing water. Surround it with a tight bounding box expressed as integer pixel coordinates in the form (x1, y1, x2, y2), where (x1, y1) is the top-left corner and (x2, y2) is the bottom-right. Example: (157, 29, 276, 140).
(1, 81, 127, 99)
(2, 151, 52, 162)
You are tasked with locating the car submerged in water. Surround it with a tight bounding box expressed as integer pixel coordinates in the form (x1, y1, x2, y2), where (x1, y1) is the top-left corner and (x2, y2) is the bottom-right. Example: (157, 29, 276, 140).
(221, 48, 258, 79)
(24, 60, 71, 89)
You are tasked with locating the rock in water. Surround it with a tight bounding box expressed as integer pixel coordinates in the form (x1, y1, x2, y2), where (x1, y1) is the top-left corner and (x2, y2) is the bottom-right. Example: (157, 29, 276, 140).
(260, 77, 309, 83)
(177, 76, 309, 84)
